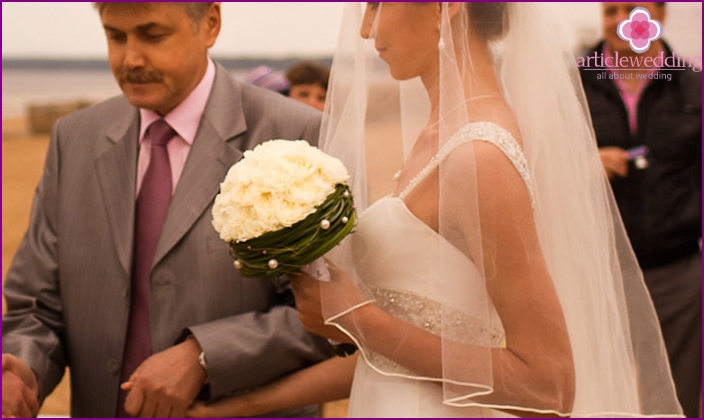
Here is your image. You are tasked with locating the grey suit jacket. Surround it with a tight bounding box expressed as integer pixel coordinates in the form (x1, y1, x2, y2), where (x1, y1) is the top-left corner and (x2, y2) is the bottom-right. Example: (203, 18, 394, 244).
(2, 62, 331, 417)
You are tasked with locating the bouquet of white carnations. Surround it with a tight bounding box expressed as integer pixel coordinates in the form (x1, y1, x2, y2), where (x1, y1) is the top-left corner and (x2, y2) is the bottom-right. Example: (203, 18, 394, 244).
(211, 139, 356, 279)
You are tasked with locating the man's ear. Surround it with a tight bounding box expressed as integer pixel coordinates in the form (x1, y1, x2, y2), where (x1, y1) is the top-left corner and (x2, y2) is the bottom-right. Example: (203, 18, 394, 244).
(203, 2, 221, 48)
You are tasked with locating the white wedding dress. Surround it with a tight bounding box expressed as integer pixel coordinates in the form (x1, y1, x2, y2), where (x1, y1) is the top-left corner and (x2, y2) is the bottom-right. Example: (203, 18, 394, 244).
(345, 122, 528, 418)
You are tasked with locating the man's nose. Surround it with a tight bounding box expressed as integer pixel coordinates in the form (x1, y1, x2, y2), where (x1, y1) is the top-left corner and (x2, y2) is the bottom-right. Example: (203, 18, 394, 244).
(123, 39, 146, 69)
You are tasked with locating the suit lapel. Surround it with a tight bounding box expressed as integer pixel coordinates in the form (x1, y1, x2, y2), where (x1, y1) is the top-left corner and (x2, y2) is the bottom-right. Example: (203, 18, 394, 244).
(154, 62, 247, 265)
(94, 103, 140, 275)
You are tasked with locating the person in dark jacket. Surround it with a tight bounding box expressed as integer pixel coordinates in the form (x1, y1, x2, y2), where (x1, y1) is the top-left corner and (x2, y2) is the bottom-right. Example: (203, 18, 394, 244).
(579, 3, 701, 417)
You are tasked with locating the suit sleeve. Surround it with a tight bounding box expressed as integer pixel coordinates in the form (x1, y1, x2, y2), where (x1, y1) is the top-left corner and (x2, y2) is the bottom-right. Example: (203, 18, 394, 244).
(188, 302, 333, 401)
(2, 119, 67, 402)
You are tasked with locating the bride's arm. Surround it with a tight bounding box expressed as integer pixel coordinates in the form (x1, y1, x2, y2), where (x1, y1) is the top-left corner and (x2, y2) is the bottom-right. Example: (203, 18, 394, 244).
(458, 140, 575, 413)
(187, 354, 356, 417)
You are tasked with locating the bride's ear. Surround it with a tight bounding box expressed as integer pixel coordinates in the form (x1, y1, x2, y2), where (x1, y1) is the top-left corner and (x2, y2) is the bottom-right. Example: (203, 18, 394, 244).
(443, 2, 463, 20)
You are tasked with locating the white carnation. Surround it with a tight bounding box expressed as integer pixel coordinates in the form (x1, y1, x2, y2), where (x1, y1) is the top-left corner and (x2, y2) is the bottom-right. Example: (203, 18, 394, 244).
(211, 140, 349, 242)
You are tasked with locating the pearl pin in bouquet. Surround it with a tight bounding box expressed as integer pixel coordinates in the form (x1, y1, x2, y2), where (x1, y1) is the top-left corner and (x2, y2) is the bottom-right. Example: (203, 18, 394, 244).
(211, 140, 356, 280)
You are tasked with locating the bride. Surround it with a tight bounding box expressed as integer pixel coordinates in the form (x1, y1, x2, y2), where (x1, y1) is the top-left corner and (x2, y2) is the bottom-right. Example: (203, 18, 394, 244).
(189, 3, 682, 418)
(291, 2, 682, 417)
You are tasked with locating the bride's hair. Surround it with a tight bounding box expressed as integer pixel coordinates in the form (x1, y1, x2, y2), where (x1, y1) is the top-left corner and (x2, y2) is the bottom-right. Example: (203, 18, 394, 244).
(466, 2, 509, 40)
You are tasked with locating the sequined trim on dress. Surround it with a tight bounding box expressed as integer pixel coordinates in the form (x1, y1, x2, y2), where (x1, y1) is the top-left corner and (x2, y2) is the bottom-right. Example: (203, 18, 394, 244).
(364, 286, 505, 375)
(399, 121, 535, 207)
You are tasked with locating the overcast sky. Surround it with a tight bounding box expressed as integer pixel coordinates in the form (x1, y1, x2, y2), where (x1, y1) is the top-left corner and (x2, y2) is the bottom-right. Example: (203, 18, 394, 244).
(2, 2, 346, 59)
(2, 2, 701, 59)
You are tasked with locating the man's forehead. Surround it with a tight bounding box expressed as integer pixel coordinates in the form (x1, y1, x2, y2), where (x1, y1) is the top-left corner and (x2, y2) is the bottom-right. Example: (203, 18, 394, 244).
(100, 3, 184, 21)
(100, 3, 186, 28)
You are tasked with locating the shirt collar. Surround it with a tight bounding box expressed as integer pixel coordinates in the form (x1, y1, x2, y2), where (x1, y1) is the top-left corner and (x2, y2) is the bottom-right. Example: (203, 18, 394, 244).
(139, 57, 216, 145)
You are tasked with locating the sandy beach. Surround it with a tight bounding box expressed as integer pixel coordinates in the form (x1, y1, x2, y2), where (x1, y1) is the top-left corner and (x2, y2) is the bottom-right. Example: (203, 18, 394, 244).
(2, 117, 72, 416)
(2, 116, 369, 417)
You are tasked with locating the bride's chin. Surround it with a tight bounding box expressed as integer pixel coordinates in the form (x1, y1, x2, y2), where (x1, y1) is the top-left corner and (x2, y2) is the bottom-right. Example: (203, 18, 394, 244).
(387, 67, 415, 82)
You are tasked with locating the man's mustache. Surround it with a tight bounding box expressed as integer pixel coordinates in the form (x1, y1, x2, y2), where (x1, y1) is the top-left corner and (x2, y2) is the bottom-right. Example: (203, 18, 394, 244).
(119, 70, 163, 84)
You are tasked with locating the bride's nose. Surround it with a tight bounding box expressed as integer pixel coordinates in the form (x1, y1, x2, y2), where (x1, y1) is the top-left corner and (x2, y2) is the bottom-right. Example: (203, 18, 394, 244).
(360, 9, 374, 39)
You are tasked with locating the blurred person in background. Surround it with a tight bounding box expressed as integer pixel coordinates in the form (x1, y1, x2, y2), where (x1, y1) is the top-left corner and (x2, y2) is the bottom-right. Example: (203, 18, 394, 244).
(243, 61, 330, 112)
(285, 61, 330, 111)
(243, 64, 290, 95)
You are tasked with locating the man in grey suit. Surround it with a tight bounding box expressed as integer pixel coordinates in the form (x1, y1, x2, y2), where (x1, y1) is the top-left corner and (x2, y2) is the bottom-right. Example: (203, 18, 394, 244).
(2, 3, 331, 417)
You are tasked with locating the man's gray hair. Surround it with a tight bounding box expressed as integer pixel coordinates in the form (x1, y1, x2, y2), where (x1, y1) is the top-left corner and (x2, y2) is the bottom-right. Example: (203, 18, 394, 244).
(93, 2, 214, 24)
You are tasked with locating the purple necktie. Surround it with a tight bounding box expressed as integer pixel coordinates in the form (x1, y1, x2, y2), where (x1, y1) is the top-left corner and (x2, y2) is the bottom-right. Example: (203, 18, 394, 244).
(118, 119, 176, 416)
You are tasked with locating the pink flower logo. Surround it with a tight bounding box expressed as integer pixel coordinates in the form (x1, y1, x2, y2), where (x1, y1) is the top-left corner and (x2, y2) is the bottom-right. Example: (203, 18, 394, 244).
(617, 7, 663, 53)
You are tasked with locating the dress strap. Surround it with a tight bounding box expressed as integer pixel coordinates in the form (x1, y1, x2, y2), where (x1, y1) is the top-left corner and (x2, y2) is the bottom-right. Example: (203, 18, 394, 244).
(399, 121, 535, 208)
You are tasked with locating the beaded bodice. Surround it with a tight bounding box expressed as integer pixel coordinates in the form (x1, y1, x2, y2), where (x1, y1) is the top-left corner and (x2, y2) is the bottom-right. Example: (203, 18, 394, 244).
(399, 121, 534, 207)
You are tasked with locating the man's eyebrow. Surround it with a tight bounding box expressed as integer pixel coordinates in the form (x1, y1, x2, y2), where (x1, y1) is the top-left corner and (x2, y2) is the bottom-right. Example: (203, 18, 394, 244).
(135, 22, 168, 32)
(102, 22, 167, 32)
(102, 24, 123, 32)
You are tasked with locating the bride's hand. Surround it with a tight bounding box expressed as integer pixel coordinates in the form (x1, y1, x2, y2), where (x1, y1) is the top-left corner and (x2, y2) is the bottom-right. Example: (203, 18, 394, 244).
(289, 261, 360, 343)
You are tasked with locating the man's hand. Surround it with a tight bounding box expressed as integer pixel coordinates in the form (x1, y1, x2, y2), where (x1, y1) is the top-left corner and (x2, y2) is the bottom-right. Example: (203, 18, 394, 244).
(121, 337, 207, 417)
(2, 354, 39, 418)
(598, 147, 629, 180)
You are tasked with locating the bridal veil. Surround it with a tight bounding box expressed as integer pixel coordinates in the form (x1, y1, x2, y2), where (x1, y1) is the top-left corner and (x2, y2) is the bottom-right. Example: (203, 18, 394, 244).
(318, 3, 683, 416)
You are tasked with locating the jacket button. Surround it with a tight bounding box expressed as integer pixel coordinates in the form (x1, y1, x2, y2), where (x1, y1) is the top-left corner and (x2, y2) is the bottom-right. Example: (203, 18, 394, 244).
(107, 358, 120, 375)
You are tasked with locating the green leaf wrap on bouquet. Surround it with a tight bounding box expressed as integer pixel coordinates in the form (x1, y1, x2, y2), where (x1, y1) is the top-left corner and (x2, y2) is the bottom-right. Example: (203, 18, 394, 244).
(229, 183, 356, 278)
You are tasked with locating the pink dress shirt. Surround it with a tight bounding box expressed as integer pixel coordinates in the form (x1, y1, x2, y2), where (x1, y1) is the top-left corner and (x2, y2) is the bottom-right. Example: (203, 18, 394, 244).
(604, 44, 661, 134)
(136, 58, 216, 195)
